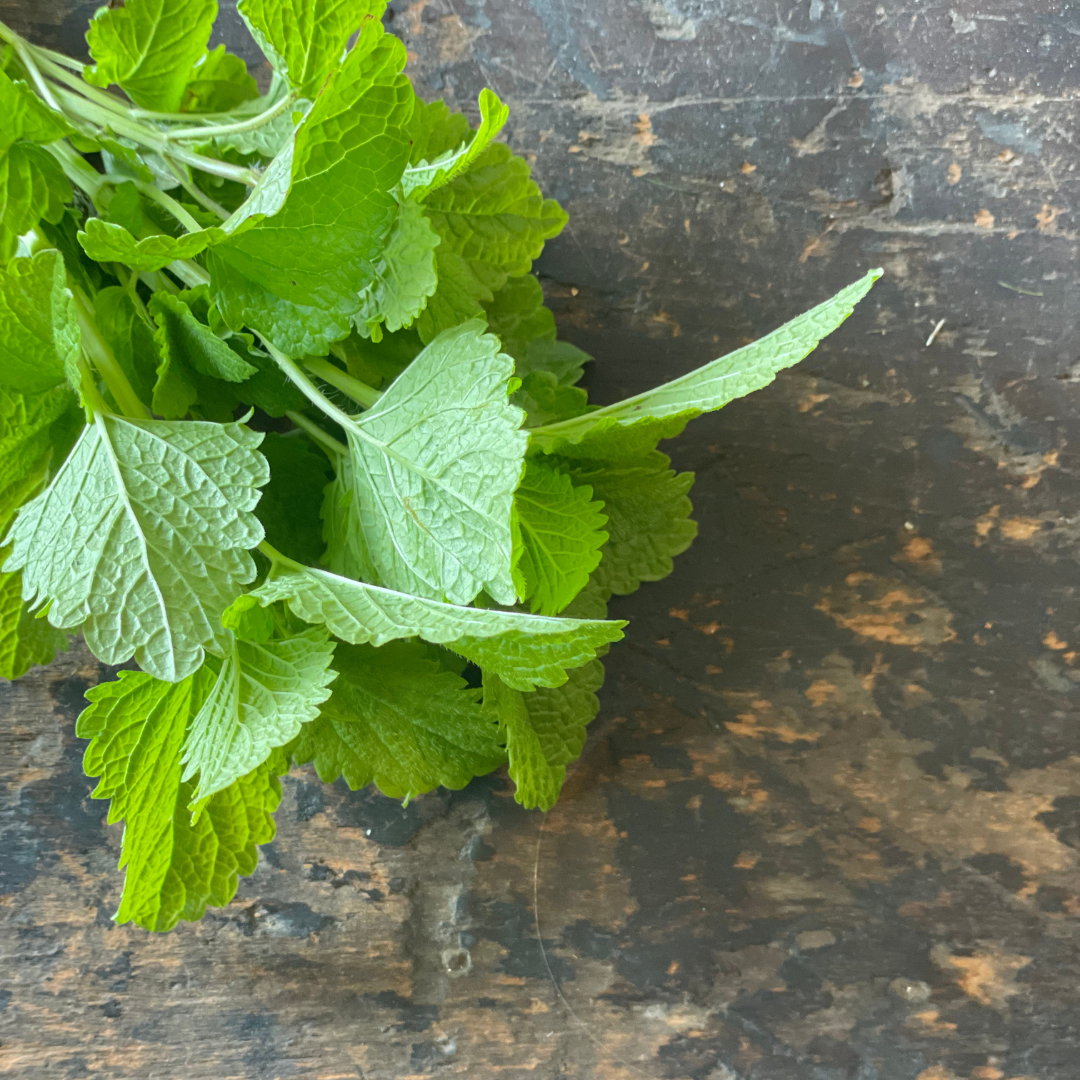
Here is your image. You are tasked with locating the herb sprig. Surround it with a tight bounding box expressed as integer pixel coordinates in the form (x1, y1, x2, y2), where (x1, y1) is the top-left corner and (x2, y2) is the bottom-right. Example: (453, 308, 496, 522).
(0, 0, 879, 930)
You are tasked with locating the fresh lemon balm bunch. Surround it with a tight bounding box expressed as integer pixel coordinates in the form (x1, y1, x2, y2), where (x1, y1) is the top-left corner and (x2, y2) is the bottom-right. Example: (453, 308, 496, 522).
(0, 0, 878, 930)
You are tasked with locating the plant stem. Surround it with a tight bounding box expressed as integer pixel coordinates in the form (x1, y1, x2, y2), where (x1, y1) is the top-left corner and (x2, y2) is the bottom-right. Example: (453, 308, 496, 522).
(257, 540, 304, 573)
(77, 359, 111, 417)
(72, 289, 150, 419)
(285, 410, 347, 457)
(13, 39, 60, 110)
(45, 139, 108, 198)
(135, 181, 203, 233)
(163, 92, 296, 142)
(262, 340, 367, 436)
(303, 357, 382, 409)
(169, 259, 210, 288)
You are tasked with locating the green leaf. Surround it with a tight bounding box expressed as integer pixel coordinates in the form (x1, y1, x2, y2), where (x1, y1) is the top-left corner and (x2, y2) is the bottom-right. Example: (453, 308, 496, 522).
(400, 88, 509, 199)
(560, 448, 697, 599)
(0, 143, 71, 264)
(181, 626, 336, 803)
(210, 20, 413, 355)
(0, 69, 73, 150)
(148, 289, 257, 418)
(0, 384, 74, 497)
(38, 208, 114, 298)
(413, 248, 504, 344)
(423, 143, 568, 276)
(256, 433, 332, 565)
(0, 250, 75, 394)
(321, 457, 378, 581)
(513, 371, 589, 428)
(355, 197, 440, 336)
(84, 0, 217, 112)
(0, 416, 74, 681)
(0, 568, 69, 680)
(79, 218, 230, 273)
(485, 660, 603, 810)
(513, 457, 607, 615)
(6, 415, 268, 682)
(238, 0, 385, 99)
(405, 96, 471, 166)
(93, 286, 160, 409)
(77, 669, 283, 931)
(181, 46, 259, 113)
(530, 271, 882, 455)
(233, 560, 625, 691)
(292, 640, 504, 799)
(341, 320, 528, 606)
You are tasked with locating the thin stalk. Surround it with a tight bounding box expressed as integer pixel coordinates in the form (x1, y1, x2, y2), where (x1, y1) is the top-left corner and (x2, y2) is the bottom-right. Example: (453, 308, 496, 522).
(164, 142, 261, 186)
(134, 181, 202, 233)
(164, 158, 229, 220)
(13, 39, 60, 110)
(140, 269, 180, 295)
(45, 140, 107, 198)
(162, 92, 296, 141)
(263, 340, 366, 436)
(286, 410, 347, 457)
(115, 266, 153, 325)
(73, 289, 150, 418)
(167, 259, 210, 289)
(257, 540, 304, 572)
(77, 358, 111, 417)
(304, 357, 382, 409)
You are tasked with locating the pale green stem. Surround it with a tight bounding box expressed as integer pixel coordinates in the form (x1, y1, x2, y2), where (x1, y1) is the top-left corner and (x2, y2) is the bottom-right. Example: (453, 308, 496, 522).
(72, 289, 150, 419)
(285, 410, 347, 457)
(162, 92, 296, 141)
(134, 181, 202, 233)
(45, 139, 108, 198)
(262, 340, 367, 437)
(13, 39, 60, 110)
(77, 358, 111, 418)
(303, 357, 382, 409)
(257, 540, 304, 573)
(168, 259, 210, 289)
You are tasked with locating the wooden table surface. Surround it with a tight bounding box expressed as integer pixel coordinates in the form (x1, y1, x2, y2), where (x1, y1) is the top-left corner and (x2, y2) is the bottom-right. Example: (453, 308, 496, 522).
(3, 2, 1079, 1078)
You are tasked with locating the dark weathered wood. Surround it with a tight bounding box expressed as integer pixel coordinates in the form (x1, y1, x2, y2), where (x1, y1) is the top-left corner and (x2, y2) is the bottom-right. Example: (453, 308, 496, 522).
(3, 1, 1080, 1077)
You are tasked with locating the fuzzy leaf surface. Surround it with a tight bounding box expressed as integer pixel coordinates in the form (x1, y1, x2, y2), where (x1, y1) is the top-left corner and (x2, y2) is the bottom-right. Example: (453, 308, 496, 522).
(355, 197, 440, 335)
(485, 660, 603, 809)
(84, 0, 217, 112)
(233, 563, 625, 690)
(182, 627, 336, 803)
(343, 320, 527, 605)
(0, 250, 74, 394)
(400, 88, 508, 199)
(210, 21, 412, 354)
(292, 641, 503, 799)
(531, 271, 881, 454)
(77, 669, 282, 931)
(513, 457, 607, 615)
(5, 416, 268, 682)
(423, 143, 568, 276)
(237, 0, 385, 99)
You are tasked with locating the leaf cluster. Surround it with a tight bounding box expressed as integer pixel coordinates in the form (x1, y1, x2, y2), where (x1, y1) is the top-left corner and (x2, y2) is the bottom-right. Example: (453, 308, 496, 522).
(0, 0, 879, 930)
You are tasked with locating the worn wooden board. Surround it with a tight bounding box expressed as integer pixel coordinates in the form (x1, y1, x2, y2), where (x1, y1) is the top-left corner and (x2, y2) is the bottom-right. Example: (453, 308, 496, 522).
(3, 2, 1080, 1077)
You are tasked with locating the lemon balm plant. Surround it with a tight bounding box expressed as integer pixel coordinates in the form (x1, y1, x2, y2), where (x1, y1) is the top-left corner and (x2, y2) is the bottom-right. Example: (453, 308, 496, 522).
(0, 0, 879, 930)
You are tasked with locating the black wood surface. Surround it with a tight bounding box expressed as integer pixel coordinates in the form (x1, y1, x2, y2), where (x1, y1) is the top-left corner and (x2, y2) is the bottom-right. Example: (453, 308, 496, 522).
(2, 2, 1079, 1078)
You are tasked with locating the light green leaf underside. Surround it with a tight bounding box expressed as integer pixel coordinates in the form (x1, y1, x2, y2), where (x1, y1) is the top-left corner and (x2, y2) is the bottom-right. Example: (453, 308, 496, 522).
(343, 320, 528, 606)
(5, 415, 268, 682)
(485, 660, 604, 810)
(400, 88, 509, 200)
(77, 669, 282, 932)
(234, 562, 625, 691)
(237, 0, 386, 100)
(513, 457, 608, 616)
(210, 20, 412, 355)
(79, 218, 231, 273)
(84, 0, 217, 112)
(0, 250, 74, 394)
(530, 270, 881, 454)
(292, 640, 504, 799)
(355, 197, 440, 336)
(182, 627, 336, 804)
